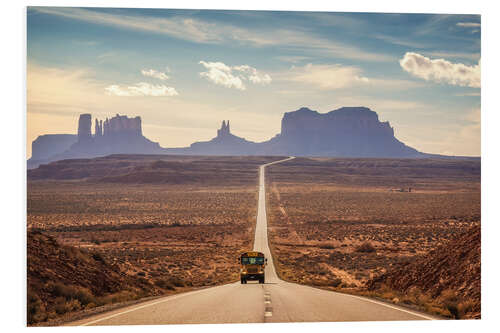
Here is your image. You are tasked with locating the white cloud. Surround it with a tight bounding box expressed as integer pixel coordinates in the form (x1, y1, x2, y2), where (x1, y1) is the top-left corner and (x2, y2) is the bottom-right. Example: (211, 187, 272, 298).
(199, 61, 245, 90)
(141, 69, 169, 81)
(285, 63, 370, 90)
(199, 61, 271, 90)
(399, 52, 481, 88)
(457, 22, 481, 28)
(104, 82, 179, 97)
(233, 65, 272, 85)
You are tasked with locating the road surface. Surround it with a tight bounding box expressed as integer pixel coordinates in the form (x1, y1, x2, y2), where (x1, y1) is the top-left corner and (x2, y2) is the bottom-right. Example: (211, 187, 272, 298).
(70, 157, 436, 326)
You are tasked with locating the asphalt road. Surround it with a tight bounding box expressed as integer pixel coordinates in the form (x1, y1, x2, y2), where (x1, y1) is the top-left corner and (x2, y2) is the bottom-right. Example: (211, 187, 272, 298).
(70, 157, 436, 326)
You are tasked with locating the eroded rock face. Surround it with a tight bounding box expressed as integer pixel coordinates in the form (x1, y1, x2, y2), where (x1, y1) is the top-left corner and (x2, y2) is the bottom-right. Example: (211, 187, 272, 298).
(28, 106, 427, 169)
(217, 120, 231, 138)
(29, 114, 164, 167)
(28, 134, 78, 168)
(265, 107, 420, 157)
(77, 114, 92, 142)
(103, 114, 142, 137)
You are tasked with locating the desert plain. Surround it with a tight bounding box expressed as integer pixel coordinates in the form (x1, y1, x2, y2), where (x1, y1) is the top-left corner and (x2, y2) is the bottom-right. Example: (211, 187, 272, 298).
(27, 155, 481, 323)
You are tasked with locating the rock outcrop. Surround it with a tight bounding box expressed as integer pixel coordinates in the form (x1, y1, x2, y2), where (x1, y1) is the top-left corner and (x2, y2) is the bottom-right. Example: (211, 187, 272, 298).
(103, 114, 142, 137)
(29, 106, 436, 169)
(77, 113, 92, 142)
(28, 114, 164, 168)
(174, 119, 256, 155)
(28, 134, 78, 169)
(260, 107, 421, 157)
(217, 120, 230, 137)
(167, 107, 422, 158)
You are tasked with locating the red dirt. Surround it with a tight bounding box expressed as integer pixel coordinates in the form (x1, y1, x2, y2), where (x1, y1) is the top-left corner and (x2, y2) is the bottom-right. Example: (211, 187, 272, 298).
(367, 225, 480, 318)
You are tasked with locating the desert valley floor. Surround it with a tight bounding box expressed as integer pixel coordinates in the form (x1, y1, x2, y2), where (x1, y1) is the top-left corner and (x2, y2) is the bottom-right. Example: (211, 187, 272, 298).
(27, 155, 480, 324)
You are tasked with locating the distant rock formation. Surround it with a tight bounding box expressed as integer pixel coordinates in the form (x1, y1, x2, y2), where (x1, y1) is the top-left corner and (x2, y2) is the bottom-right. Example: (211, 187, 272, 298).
(29, 106, 437, 169)
(95, 118, 103, 138)
(28, 114, 164, 169)
(28, 134, 78, 169)
(77, 113, 92, 142)
(261, 107, 421, 157)
(217, 120, 230, 137)
(103, 114, 142, 137)
(168, 119, 257, 155)
(166, 107, 422, 158)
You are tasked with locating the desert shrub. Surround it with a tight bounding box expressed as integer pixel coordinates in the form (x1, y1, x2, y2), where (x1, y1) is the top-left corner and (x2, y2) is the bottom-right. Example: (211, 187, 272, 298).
(97, 290, 142, 306)
(27, 291, 47, 324)
(169, 276, 185, 287)
(74, 288, 96, 306)
(355, 242, 376, 253)
(440, 289, 460, 318)
(91, 252, 106, 263)
(62, 245, 88, 262)
(46, 282, 96, 306)
(47, 282, 76, 299)
(457, 300, 476, 318)
(331, 278, 343, 287)
(155, 278, 175, 290)
(54, 297, 81, 314)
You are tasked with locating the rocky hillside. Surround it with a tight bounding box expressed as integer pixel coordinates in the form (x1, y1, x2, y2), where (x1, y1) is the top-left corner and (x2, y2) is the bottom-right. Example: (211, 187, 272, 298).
(27, 231, 160, 325)
(367, 225, 480, 319)
(27, 155, 280, 184)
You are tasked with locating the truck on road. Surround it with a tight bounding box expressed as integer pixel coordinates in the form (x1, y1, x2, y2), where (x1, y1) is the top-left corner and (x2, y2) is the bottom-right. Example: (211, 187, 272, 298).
(240, 251, 267, 284)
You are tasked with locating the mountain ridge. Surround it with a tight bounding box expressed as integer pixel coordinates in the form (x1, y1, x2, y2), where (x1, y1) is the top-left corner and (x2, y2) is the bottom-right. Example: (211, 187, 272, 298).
(28, 106, 476, 169)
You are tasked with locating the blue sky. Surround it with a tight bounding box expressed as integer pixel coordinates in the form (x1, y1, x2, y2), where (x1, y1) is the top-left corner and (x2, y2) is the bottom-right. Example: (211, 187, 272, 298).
(27, 7, 481, 156)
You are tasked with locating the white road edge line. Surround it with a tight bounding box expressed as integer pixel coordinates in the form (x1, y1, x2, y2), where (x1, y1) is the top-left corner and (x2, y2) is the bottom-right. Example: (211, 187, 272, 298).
(80, 156, 294, 327)
(261, 157, 436, 321)
(81, 155, 434, 325)
(80, 283, 234, 326)
(295, 282, 435, 320)
(342, 293, 436, 320)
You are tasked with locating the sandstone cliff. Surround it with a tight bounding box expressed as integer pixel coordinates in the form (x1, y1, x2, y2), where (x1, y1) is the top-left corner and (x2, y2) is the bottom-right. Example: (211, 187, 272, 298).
(167, 107, 422, 158)
(29, 114, 164, 168)
(28, 134, 78, 169)
(29, 106, 432, 169)
(260, 107, 421, 157)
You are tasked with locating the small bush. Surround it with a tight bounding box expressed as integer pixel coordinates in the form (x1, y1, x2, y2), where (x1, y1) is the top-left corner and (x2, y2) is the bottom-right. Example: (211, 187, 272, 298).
(441, 289, 460, 318)
(169, 276, 185, 287)
(331, 278, 342, 287)
(355, 242, 376, 253)
(74, 288, 96, 306)
(457, 300, 476, 318)
(155, 279, 176, 290)
(54, 297, 81, 315)
(27, 291, 47, 324)
(92, 252, 106, 263)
